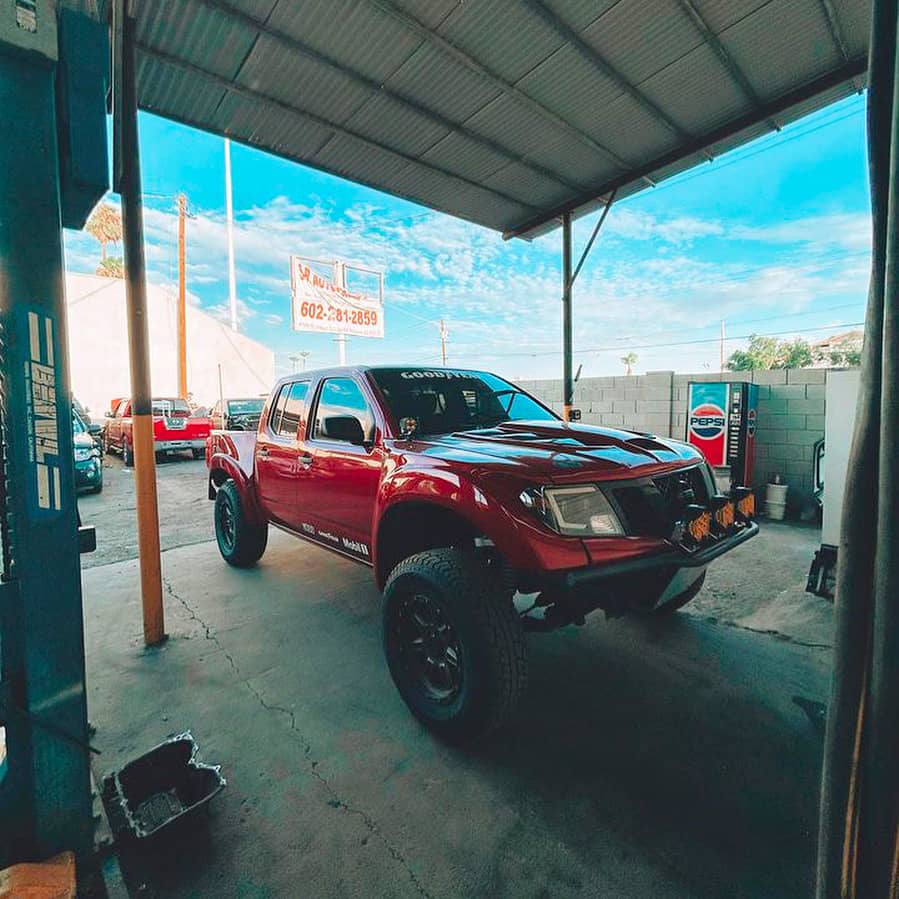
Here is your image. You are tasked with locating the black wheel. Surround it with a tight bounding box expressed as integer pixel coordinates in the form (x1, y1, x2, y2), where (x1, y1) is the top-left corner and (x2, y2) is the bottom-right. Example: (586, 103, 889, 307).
(91, 469, 103, 494)
(192, 448, 204, 460)
(123, 440, 134, 467)
(648, 571, 706, 616)
(383, 548, 527, 740)
(214, 479, 267, 567)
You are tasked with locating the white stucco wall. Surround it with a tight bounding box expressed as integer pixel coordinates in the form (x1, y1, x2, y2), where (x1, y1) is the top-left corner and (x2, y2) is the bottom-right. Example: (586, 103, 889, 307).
(65, 272, 275, 417)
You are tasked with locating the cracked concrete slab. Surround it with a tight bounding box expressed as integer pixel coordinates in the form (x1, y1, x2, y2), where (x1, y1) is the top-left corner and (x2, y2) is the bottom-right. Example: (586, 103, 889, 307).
(79, 457, 834, 897)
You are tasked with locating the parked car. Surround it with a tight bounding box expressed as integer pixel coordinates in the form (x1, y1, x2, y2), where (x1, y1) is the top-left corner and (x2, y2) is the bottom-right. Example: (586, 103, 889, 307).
(209, 397, 266, 431)
(206, 366, 758, 739)
(103, 397, 212, 465)
(73, 411, 102, 493)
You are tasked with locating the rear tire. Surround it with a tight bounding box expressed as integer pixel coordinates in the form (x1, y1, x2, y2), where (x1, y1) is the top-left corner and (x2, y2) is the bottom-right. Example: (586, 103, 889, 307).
(383, 548, 528, 740)
(214, 479, 267, 567)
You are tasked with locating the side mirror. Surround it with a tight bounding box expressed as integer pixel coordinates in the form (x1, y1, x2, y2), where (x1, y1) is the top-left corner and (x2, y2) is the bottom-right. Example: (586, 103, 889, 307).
(398, 416, 418, 440)
(323, 415, 366, 445)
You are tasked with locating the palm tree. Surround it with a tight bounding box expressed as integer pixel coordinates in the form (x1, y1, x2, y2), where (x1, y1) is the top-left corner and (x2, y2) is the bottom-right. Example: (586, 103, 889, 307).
(85, 203, 122, 264)
(621, 352, 638, 376)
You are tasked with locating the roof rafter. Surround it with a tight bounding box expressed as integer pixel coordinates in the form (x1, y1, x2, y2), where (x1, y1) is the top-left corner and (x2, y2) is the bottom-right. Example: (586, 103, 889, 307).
(136, 42, 541, 216)
(196, 0, 586, 194)
(675, 0, 782, 133)
(817, 0, 862, 92)
(504, 56, 867, 239)
(521, 0, 714, 163)
(364, 0, 655, 188)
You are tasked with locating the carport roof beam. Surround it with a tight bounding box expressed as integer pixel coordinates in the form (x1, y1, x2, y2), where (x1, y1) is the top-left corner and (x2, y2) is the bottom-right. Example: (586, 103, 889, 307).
(521, 0, 714, 162)
(674, 0, 782, 133)
(196, 0, 588, 195)
(364, 0, 652, 184)
(503, 56, 867, 239)
(137, 42, 542, 215)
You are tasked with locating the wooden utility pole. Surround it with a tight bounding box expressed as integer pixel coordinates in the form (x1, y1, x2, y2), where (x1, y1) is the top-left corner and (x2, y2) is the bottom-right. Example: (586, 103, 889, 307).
(178, 193, 187, 398)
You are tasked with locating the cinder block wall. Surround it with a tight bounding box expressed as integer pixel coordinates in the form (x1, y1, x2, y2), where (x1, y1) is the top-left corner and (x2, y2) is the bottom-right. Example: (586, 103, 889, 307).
(516, 367, 846, 509)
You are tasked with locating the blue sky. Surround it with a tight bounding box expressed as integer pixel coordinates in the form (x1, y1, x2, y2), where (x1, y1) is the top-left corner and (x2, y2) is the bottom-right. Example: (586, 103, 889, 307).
(63, 91, 871, 381)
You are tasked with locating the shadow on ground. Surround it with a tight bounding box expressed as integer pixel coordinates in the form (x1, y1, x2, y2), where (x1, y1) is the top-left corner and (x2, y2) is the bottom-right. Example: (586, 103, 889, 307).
(84, 525, 829, 899)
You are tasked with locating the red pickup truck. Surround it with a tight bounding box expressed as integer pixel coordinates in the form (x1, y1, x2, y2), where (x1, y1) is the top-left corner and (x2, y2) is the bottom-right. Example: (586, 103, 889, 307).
(104, 397, 212, 465)
(207, 366, 757, 738)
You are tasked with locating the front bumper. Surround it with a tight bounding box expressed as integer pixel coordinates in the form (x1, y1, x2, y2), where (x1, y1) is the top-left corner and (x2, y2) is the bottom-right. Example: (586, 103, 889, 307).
(547, 521, 759, 593)
(154, 438, 206, 452)
(74, 457, 102, 490)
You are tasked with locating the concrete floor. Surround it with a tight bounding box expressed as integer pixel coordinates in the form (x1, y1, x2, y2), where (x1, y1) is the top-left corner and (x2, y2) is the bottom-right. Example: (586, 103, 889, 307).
(79, 457, 834, 898)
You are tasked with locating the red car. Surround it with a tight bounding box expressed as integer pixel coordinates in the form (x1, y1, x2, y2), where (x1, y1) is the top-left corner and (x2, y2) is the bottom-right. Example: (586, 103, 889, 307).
(104, 397, 212, 465)
(207, 366, 757, 738)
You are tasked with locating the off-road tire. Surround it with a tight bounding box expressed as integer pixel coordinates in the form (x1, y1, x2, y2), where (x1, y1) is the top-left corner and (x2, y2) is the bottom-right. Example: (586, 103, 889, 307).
(123, 440, 134, 467)
(214, 479, 267, 567)
(648, 571, 706, 616)
(383, 548, 528, 740)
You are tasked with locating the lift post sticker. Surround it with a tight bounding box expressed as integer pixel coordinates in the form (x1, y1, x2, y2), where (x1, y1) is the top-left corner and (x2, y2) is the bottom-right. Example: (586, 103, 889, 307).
(23, 310, 62, 516)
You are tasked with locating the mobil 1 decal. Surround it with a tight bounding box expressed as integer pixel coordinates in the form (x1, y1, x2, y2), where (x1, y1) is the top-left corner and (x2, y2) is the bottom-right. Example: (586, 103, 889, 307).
(686, 382, 729, 467)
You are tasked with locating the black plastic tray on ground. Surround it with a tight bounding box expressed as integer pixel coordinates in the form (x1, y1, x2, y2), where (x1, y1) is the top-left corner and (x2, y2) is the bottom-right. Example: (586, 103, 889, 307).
(102, 732, 225, 839)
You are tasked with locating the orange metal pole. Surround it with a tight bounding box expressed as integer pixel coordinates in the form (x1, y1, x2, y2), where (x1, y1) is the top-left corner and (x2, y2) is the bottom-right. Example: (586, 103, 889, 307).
(177, 193, 187, 399)
(120, 8, 165, 646)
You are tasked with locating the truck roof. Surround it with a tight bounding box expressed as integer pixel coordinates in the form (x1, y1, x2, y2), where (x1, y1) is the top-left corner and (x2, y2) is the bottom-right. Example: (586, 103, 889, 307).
(272, 364, 491, 388)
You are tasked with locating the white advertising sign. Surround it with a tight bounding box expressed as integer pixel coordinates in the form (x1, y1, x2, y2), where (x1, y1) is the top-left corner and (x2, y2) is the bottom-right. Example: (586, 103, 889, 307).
(290, 258, 383, 339)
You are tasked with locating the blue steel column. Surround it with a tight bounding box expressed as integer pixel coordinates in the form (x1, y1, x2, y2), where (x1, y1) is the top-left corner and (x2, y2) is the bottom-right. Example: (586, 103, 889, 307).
(0, 29, 93, 862)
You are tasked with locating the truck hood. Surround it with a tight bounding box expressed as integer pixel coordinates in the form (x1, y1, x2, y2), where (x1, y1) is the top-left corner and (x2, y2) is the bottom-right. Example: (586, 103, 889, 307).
(410, 420, 702, 481)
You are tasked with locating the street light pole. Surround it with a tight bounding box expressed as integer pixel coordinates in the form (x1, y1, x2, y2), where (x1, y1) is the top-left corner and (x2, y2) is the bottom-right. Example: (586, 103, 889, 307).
(225, 138, 238, 332)
(177, 193, 188, 398)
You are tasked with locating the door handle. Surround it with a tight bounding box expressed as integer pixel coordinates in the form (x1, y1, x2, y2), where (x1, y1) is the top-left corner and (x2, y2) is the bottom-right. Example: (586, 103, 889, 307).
(259, 446, 269, 458)
(298, 453, 313, 468)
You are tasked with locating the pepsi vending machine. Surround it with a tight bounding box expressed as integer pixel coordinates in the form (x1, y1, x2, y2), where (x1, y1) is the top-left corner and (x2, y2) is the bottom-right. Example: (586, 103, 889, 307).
(686, 381, 758, 488)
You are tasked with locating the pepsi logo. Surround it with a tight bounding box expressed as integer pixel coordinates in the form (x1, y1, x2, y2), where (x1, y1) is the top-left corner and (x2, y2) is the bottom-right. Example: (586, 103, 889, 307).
(689, 403, 726, 440)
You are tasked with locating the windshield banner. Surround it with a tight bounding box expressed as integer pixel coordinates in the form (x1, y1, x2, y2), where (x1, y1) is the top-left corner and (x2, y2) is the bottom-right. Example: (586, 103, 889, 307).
(290, 258, 384, 339)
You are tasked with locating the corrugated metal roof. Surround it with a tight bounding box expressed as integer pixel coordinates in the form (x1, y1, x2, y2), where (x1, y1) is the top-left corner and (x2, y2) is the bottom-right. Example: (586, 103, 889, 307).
(89, 0, 870, 238)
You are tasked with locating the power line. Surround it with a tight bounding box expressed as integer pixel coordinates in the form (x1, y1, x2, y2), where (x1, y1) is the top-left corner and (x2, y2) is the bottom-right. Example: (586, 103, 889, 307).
(437, 321, 865, 361)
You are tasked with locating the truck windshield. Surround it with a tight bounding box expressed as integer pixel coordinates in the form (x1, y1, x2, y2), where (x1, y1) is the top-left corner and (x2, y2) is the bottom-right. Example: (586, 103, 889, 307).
(370, 369, 557, 437)
(227, 399, 264, 416)
(153, 399, 191, 417)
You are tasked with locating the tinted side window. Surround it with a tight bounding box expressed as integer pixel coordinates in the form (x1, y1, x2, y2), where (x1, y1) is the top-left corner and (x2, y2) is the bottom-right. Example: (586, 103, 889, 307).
(314, 379, 373, 441)
(277, 381, 309, 437)
(269, 385, 289, 433)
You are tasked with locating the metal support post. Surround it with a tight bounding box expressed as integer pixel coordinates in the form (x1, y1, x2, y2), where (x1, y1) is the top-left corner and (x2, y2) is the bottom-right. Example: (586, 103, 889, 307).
(119, 8, 165, 646)
(0, 12, 93, 862)
(561, 212, 573, 421)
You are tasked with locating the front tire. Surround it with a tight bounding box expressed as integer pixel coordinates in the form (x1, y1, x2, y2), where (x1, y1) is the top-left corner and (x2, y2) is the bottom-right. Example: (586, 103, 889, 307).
(214, 479, 267, 567)
(123, 440, 134, 467)
(383, 548, 528, 740)
(192, 448, 204, 460)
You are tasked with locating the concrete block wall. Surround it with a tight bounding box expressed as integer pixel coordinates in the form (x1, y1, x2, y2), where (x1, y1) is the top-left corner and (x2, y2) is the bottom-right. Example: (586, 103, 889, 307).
(517, 367, 851, 509)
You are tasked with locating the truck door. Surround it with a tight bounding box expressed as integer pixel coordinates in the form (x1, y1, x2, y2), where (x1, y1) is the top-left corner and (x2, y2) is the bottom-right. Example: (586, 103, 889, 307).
(255, 380, 309, 523)
(297, 376, 382, 562)
(108, 399, 128, 449)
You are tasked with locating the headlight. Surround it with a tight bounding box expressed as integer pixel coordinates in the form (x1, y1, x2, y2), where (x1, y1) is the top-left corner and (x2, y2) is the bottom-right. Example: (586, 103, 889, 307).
(75, 447, 93, 462)
(520, 485, 624, 537)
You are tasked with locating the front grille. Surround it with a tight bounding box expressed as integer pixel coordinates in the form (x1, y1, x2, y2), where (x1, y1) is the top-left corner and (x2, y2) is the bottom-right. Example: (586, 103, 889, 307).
(610, 466, 710, 539)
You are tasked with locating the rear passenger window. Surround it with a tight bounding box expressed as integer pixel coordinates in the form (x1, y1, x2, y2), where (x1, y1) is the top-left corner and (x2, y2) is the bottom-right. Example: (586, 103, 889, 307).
(275, 381, 309, 438)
